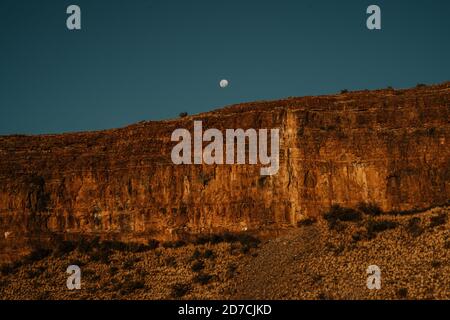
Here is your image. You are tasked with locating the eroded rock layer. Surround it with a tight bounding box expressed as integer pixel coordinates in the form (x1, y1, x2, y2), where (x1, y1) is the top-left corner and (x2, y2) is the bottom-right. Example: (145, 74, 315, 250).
(0, 83, 449, 262)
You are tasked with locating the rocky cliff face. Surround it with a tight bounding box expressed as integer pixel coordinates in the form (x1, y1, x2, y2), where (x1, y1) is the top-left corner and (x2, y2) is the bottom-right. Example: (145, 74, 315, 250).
(0, 83, 449, 262)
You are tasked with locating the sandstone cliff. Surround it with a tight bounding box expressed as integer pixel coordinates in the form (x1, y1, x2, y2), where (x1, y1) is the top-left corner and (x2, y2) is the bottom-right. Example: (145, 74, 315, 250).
(0, 83, 449, 262)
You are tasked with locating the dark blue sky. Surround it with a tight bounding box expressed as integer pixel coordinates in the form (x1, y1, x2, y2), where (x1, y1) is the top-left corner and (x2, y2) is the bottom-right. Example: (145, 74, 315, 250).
(0, 0, 449, 134)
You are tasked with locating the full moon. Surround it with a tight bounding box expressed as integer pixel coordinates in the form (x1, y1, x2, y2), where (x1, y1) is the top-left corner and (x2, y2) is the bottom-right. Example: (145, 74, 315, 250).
(219, 79, 229, 88)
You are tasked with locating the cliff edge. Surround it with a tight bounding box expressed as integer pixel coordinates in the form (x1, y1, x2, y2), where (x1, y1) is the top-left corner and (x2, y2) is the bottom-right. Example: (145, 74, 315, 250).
(0, 83, 449, 262)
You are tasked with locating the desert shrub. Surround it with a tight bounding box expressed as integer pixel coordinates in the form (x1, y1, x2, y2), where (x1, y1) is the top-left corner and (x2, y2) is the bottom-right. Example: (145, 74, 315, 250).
(27, 266, 46, 279)
(332, 243, 345, 256)
(162, 240, 186, 249)
(53, 240, 77, 257)
(324, 205, 362, 229)
(122, 259, 134, 269)
(319, 125, 336, 131)
(123, 257, 141, 269)
(0, 264, 15, 276)
(120, 280, 145, 294)
(209, 234, 225, 244)
(311, 274, 324, 284)
(37, 290, 51, 300)
(69, 259, 85, 267)
(99, 240, 127, 252)
(109, 266, 118, 275)
(164, 256, 177, 268)
(100, 240, 156, 253)
(129, 279, 145, 290)
(297, 217, 317, 227)
(226, 263, 237, 278)
(191, 261, 205, 272)
(199, 172, 212, 186)
(0, 279, 9, 288)
(162, 241, 172, 248)
(77, 237, 99, 254)
(53, 237, 159, 257)
(258, 175, 268, 188)
(389, 207, 431, 216)
(179, 112, 188, 118)
(317, 292, 333, 300)
(240, 244, 251, 254)
(396, 287, 408, 299)
(352, 231, 365, 242)
(82, 269, 99, 281)
(237, 234, 260, 248)
(190, 234, 206, 245)
(406, 217, 423, 237)
(193, 273, 213, 285)
(203, 249, 215, 259)
(190, 249, 202, 261)
(357, 202, 383, 216)
(193, 232, 260, 248)
(174, 240, 186, 247)
(340, 89, 348, 94)
(26, 248, 52, 263)
(126, 242, 152, 253)
(89, 248, 111, 264)
(427, 127, 436, 136)
(431, 260, 442, 268)
(325, 205, 362, 222)
(416, 83, 426, 88)
(170, 283, 191, 299)
(429, 213, 447, 228)
(368, 220, 398, 233)
(367, 220, 398, 239)
(147, 239, 160, 250)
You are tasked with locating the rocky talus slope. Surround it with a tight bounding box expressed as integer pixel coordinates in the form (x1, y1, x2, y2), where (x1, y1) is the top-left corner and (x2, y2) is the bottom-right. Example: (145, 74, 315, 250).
(0, 205, 448, 300)
(0, 83, 449, 263)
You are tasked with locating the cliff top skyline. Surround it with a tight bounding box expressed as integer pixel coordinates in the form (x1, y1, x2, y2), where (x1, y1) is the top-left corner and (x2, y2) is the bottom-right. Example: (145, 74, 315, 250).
(1, 0, 450, 135)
